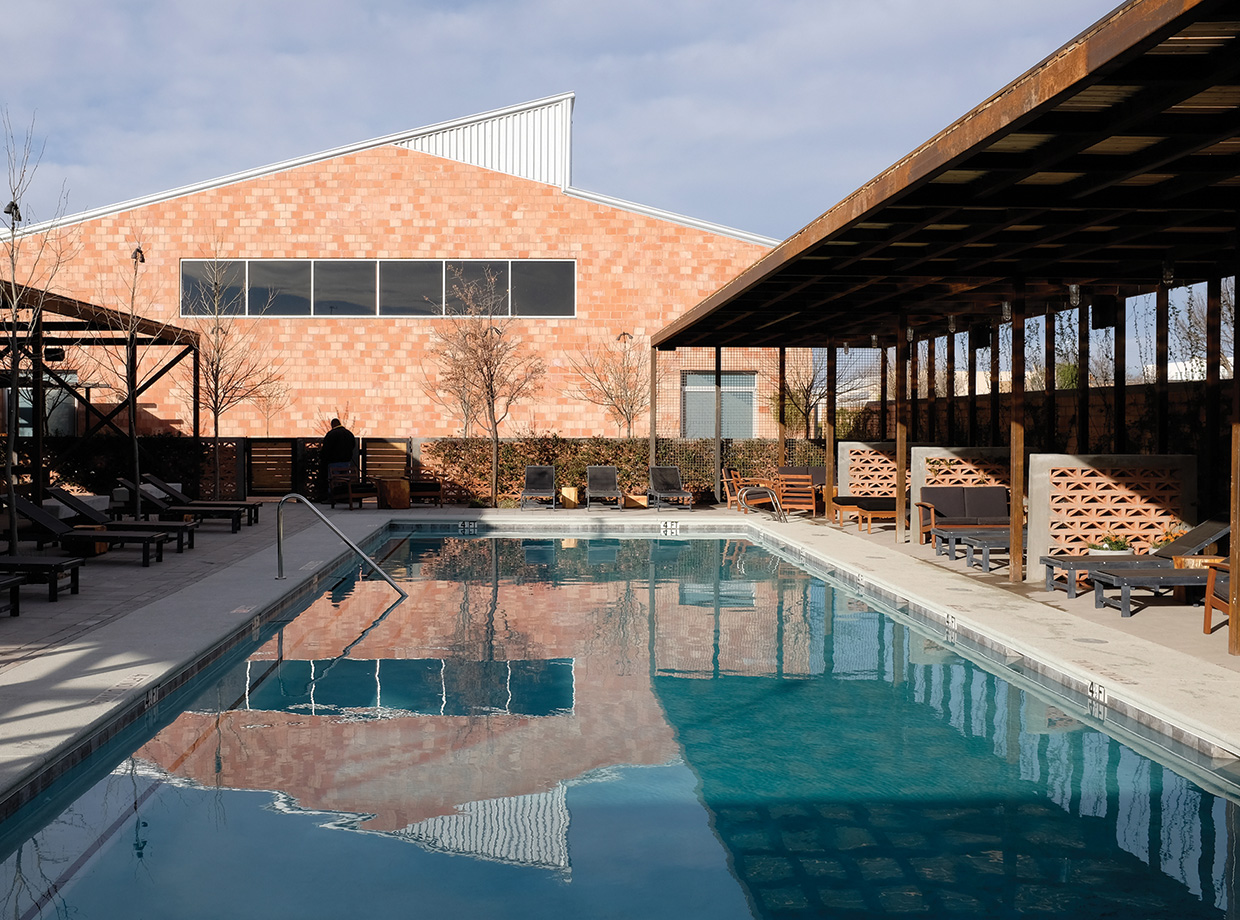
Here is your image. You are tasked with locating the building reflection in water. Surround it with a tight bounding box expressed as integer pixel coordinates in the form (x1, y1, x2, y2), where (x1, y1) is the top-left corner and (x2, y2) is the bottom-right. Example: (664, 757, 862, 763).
(1, 537, 1236, 920)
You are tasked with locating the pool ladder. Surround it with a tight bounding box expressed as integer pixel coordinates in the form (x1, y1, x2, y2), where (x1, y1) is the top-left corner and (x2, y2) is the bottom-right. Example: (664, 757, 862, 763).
(274, 493, 408, 599)
(738, 485, 787, 523)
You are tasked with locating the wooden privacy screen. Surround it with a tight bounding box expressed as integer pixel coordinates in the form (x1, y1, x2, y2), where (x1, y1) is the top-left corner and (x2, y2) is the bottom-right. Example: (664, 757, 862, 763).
(1048, 466, 1186, 553)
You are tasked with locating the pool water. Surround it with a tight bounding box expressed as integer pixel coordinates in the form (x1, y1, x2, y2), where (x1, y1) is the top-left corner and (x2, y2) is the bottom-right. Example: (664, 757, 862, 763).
(0, 536, 1233, 918)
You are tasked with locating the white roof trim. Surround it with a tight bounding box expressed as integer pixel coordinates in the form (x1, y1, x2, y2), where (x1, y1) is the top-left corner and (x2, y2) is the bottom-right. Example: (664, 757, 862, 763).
(563, 187, 779, 247)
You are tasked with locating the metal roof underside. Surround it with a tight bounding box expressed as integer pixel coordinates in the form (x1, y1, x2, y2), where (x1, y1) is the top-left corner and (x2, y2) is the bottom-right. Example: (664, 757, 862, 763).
(653, 0, 1240, 350)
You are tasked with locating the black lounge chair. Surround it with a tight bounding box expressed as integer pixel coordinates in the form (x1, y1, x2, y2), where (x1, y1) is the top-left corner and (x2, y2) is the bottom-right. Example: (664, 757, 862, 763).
(7, 495, 169, 567)
(520, 466, 557, 509)
(117, 478, 244, 533)
(585, 466, 623, 511)
(141, 473, 262, 524)
(48, 486, 199, 553)
(0, 573, 24, 616)
(1040, 518, 1229, 598)
(1091, 565, 1213, 618)
(648, 466, 692, 511)
(0, 556, 82, 602)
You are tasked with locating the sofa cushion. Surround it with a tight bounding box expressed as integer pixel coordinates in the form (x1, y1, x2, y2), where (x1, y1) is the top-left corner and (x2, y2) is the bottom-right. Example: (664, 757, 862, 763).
(920, 486, 967, 519)
(963, 485, 1009, 520)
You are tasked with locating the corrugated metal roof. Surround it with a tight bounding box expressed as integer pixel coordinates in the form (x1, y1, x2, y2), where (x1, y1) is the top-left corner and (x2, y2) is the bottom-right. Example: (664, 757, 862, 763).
(397, 94, 573, 188)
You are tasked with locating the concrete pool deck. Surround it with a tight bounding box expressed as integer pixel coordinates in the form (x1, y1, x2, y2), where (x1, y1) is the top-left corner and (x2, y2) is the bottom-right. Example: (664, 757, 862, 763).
(2, 501, 1239, 819)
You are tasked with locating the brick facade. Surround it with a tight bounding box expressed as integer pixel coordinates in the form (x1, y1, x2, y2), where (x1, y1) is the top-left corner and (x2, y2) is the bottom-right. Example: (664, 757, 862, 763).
(36, 145, 769, 439)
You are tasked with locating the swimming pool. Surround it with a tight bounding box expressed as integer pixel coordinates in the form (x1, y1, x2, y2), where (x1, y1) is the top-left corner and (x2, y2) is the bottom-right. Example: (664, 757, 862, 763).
(0, 535, 1234, 918)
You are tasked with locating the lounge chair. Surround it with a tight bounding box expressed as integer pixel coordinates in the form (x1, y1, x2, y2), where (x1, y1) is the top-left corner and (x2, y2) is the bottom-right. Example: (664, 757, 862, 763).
(1091, 565, 1213, 618)
(723, 468, 773, 512)
(1040, 518, 1230, 598)
(141, 473, 262, 524)
(585, 466, 623, 511)
(117, 478, 244, 533)
(520, 466, 557, 509)
(0, 556, 83, 602)
(7, 495, 170, 566)
(48, 486, 200, 553)
(0, 573, 24, 616)
(327, 465, 379, 510)
(648, 466, 693, 511)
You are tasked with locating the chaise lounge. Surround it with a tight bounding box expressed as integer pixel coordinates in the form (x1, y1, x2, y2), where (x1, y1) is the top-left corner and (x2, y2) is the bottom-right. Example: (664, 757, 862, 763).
(49, 486, 200, 553)
(1040, 518, 1229, 598)
(585, 466, 624, 511)
(8, 495, 170, 567)
(648, 466, 693, 511)
(520, 466, 557, 509)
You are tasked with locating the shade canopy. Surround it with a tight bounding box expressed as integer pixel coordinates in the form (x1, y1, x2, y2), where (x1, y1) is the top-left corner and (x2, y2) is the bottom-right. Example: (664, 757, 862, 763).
(653, 0, 1240, 350)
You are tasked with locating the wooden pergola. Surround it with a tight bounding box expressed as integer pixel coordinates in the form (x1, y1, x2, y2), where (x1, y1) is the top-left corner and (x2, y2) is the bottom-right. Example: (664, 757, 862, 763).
(651, 0, 1240, 646)
(3, 287, 200, 498)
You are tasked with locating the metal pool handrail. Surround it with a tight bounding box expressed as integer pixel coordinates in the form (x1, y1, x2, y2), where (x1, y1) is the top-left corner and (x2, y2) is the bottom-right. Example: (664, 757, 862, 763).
(275, 493, 408, 599)
(739, 485, 787, 522)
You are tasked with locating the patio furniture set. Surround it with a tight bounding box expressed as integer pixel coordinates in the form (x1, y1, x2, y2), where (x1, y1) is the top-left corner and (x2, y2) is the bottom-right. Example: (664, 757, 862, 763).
(0, 474, 261, 613)
(518, 466, 693, 511)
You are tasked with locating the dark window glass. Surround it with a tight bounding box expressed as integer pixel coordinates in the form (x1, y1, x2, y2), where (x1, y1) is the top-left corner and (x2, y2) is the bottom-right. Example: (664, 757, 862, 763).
(181, 260, 245, 316)
(379, 261, 443, 316)
(248, 261, 311, 316)
(444, 260, 509, 316)
(314, 261, 377, 316)
(511, 261, 575, 316)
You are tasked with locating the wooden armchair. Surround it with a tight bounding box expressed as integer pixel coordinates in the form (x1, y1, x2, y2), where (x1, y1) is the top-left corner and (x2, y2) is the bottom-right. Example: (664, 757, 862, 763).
(329, 465, 378, 509)
(777, 473, 817, 517)
(1204, 561, 1231, 634)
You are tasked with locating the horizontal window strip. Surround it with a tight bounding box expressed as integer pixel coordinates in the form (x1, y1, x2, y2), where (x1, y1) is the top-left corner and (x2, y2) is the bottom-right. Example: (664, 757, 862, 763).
(181, 258, 576, 319)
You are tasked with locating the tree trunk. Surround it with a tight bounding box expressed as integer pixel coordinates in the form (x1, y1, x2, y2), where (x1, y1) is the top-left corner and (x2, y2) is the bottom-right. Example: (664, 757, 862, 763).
(5, 335, 19, 555)
(213, 410, 222, 500)
(129, 336, 141, 520)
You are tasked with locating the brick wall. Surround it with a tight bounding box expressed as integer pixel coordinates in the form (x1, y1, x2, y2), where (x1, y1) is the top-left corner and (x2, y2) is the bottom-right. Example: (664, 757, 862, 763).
(36, 146, 769, 439)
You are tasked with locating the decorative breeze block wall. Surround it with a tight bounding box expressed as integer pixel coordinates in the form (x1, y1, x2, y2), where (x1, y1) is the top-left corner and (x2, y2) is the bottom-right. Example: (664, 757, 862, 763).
(1025, 454, 1198, 581)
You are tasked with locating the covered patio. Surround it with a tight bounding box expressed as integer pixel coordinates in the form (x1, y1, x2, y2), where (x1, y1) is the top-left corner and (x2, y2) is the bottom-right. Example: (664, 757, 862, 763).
(650, 0, 1240, 644)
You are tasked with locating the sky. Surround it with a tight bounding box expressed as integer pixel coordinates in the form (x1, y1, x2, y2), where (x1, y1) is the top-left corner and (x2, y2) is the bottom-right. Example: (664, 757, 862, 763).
(5, 0, 1122, 242)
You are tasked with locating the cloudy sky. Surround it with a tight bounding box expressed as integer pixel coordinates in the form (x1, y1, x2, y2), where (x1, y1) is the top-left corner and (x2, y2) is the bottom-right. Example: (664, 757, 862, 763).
(6, 0, 1121, 241)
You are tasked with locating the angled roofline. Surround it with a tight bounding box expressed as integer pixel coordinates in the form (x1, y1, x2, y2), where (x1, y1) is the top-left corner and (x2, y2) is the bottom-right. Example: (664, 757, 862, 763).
(19, 93, 579, 235)
(18, 91, 778, 248)
(565, 187, 780, 247)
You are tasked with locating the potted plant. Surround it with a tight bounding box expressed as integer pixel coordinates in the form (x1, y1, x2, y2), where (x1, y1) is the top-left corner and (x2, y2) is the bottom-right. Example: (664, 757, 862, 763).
(1151, 524, 1187, 550)
(1086, 533, 1133, 556)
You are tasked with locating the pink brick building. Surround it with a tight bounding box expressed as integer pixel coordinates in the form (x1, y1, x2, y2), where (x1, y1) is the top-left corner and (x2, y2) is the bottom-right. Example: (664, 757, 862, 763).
(24, 94, 774, 440)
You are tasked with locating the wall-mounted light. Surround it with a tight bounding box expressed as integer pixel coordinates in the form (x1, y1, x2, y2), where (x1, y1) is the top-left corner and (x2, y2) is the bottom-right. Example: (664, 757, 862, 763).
(3, 200, 20, 224)
(906, 327, 914, 343)
(842, 342, 849, 354)
(871, 334, 878, 348)
(1001, 301, 1012, 322)
(1161, 260, 1175, 286)
(1068, 284, 1080, 307)
(947, 316, 956, 334)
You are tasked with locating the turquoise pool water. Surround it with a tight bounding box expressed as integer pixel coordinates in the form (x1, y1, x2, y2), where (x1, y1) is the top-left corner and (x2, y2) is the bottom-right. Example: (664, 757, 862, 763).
(0, 535, 1233, 918)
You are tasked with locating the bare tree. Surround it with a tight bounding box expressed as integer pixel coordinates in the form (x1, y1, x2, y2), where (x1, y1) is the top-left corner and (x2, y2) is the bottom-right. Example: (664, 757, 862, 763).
(75, 241, 186, 518)
(179, 257, 284, 498)
(568, 331, 649, 436)
(425, 266, 544, 506)
(253, 376, 291, 437)
(2, 112, 73, 553)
